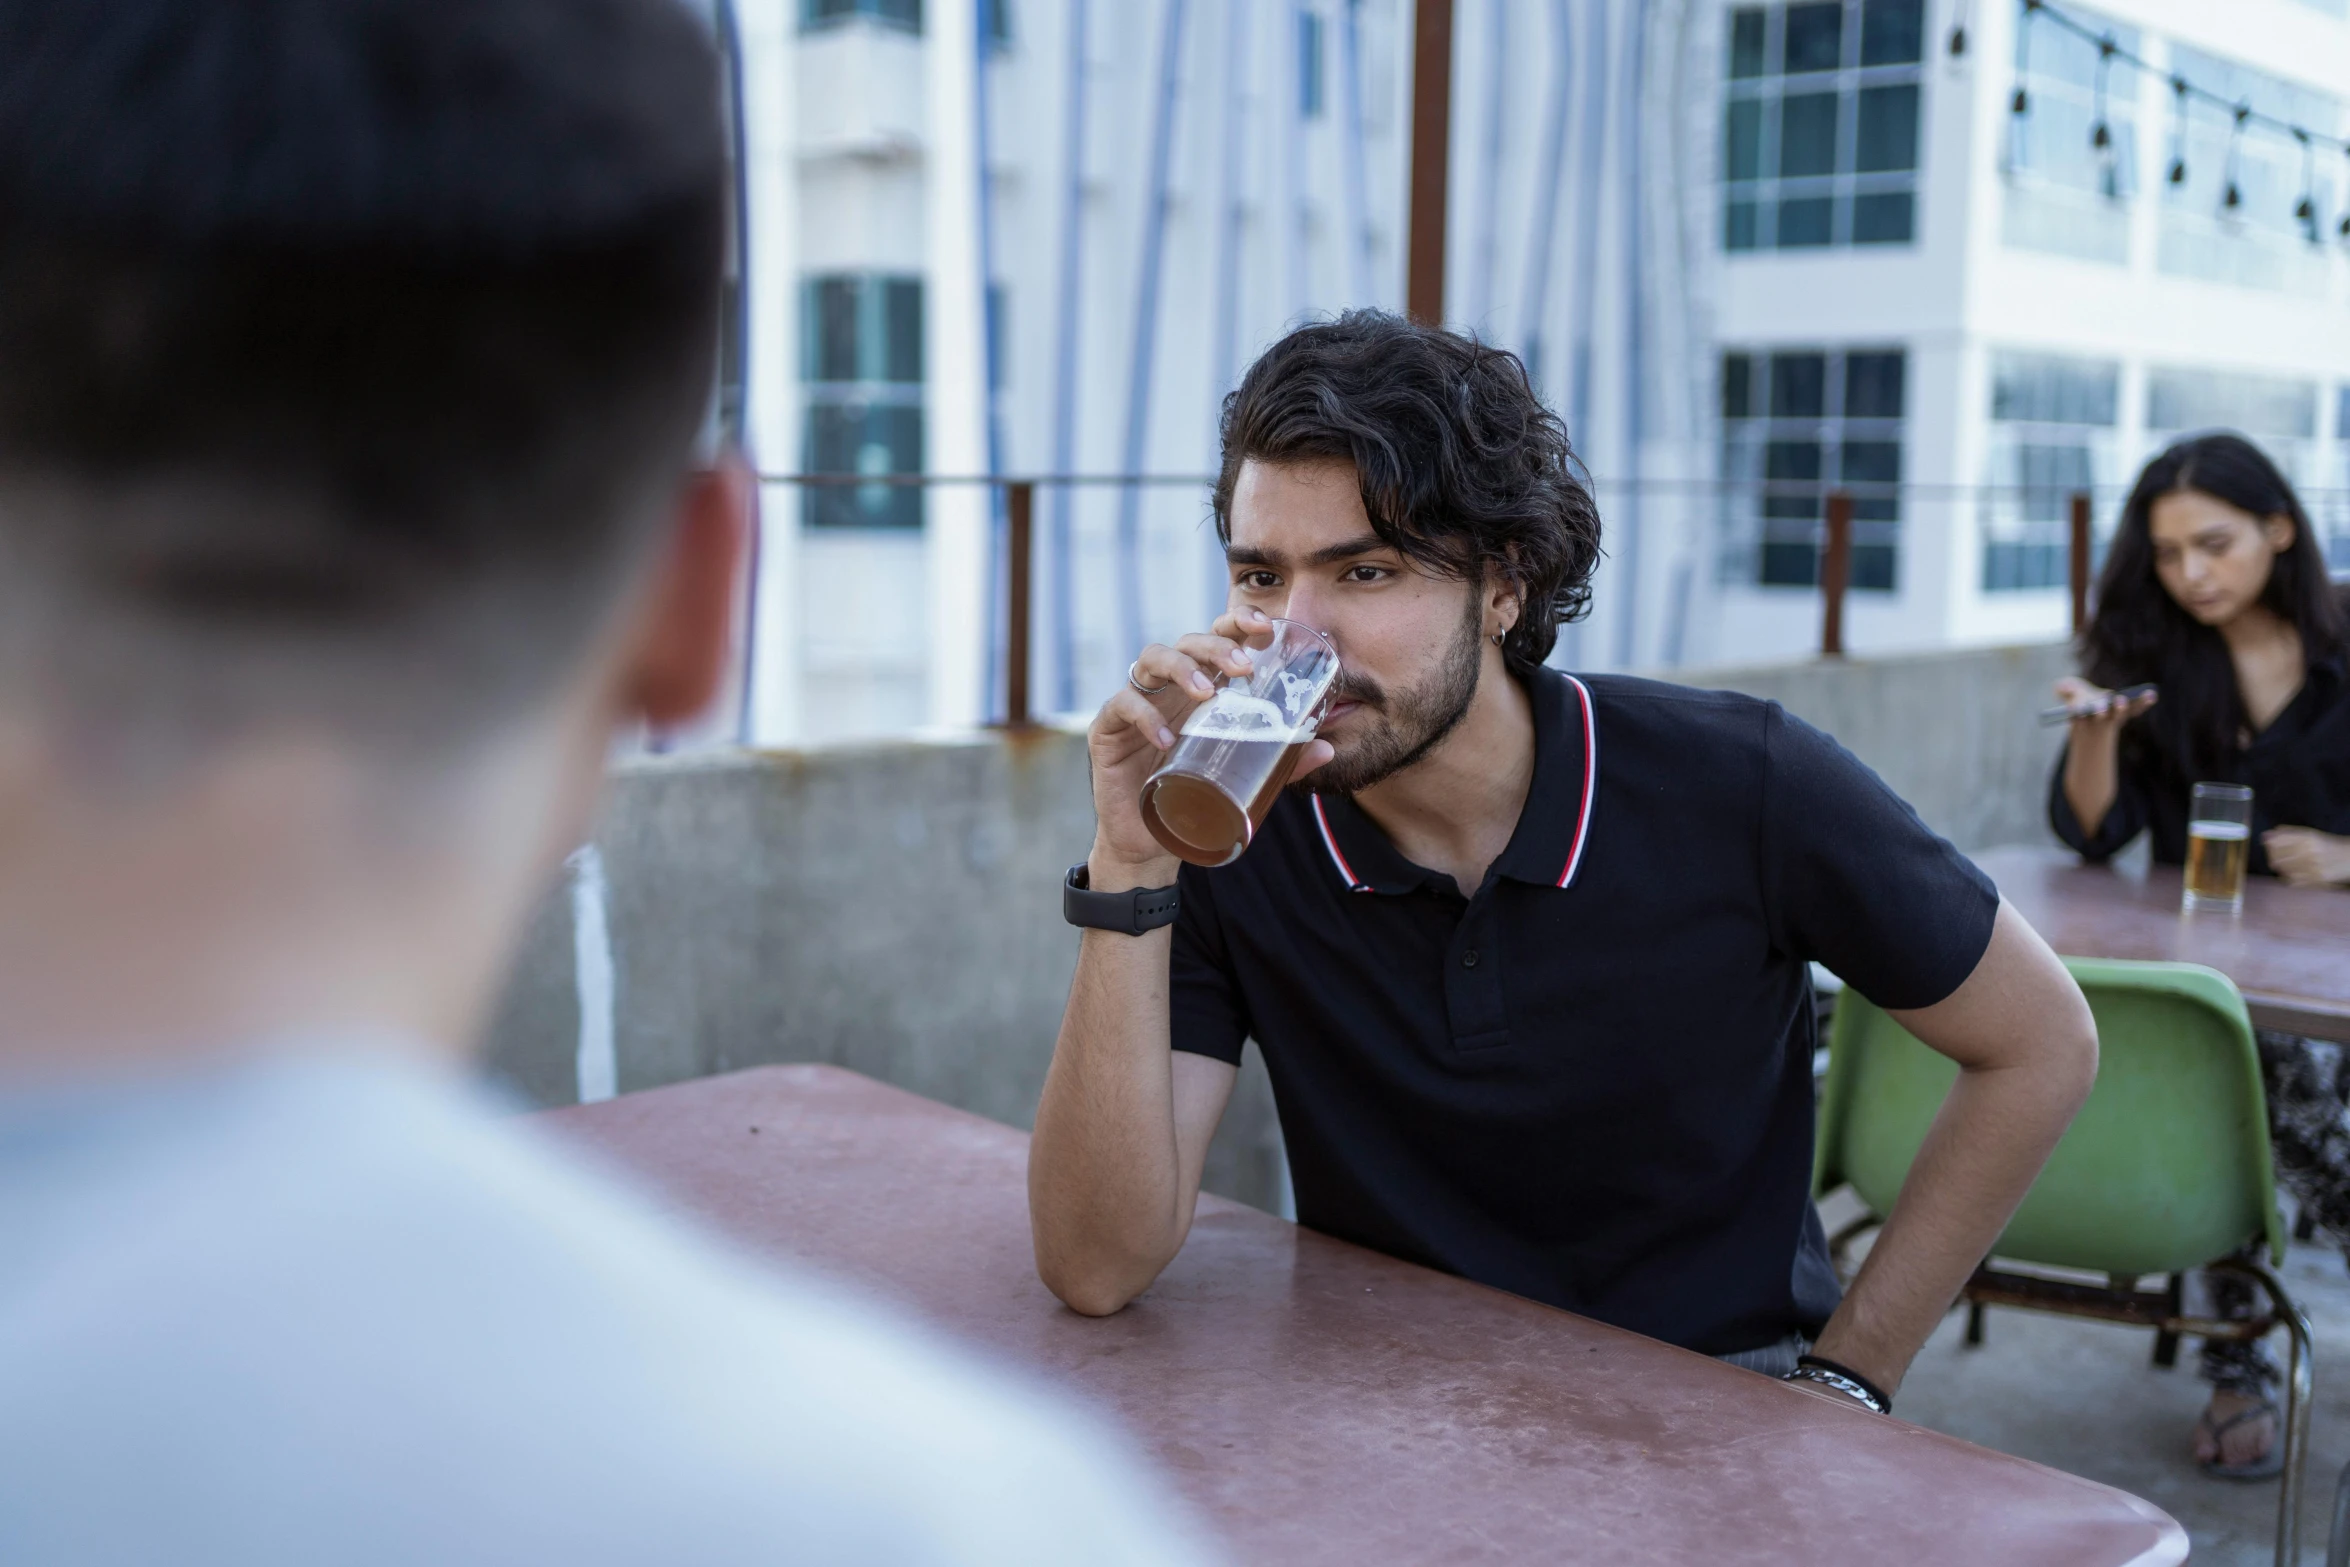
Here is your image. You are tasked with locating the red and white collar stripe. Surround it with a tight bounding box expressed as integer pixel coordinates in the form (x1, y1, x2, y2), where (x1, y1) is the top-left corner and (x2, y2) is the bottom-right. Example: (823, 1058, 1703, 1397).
(1311, 674, 1598, 893)
(1555, 674, 1598, 890)
(1311, 793, 1370, 892)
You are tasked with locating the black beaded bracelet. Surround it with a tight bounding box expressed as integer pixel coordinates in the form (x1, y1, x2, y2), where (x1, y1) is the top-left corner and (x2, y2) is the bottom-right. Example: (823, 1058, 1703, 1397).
(1793, 1354, 1892, 1414)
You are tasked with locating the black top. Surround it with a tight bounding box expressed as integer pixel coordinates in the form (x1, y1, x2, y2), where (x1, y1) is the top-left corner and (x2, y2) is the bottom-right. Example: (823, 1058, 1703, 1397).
(1170, 666, 2000, 1356)
(2049, 652, 2350, 872)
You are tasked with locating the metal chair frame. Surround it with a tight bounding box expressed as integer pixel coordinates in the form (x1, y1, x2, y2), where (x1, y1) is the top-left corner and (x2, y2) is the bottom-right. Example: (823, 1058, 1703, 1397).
(1830, 1220, 2314, 1567)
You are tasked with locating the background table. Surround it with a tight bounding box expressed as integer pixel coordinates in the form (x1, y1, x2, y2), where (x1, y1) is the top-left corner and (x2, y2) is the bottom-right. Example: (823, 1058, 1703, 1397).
(545, 1064, 2183, 1565)
(1976, 844, 2350, 1042)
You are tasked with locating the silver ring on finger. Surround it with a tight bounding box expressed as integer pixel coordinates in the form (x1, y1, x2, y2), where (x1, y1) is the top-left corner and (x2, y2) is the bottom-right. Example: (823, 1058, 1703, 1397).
(1127, 660, 1173, 696)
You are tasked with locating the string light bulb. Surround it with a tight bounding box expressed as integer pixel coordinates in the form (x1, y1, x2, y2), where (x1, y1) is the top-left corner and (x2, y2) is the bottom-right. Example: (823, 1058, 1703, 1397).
(2296, 130, 2317, 237)
(2166, 78, 2189, 185)
(2089, 38, 2114, 162)
(2012, 0, 2034, 117)
(2222, 104, 2249, 213)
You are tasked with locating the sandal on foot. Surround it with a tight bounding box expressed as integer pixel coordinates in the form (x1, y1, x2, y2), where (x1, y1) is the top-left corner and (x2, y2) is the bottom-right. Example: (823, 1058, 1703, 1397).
(2197, 1401, 2285, 1480)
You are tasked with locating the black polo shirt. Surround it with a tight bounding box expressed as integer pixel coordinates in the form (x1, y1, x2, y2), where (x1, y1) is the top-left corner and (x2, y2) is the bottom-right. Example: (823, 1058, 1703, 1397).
(1169, 665, 2000, 1356)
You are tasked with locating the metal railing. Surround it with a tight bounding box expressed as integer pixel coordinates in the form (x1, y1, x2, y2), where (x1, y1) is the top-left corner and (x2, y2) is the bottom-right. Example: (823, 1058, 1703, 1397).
(757, 473, 2350, 735)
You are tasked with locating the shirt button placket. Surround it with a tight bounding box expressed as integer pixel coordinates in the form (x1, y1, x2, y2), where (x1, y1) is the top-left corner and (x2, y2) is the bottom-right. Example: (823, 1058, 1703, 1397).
(1446, 899, 1509, 1048)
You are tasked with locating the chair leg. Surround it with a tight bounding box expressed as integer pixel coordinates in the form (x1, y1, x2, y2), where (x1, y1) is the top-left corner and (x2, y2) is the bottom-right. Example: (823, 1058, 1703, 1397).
(1964, 1301, 1985, 1348)
(2153, 1274, 2184, 1369)
(2329, 1460, 2350, 1567)
(2216, 1257, 2315, 1567)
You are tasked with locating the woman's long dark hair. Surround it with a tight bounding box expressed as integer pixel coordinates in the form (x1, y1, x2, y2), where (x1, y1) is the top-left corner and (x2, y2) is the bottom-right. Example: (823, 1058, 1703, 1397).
(2084, 431, 2347, 779)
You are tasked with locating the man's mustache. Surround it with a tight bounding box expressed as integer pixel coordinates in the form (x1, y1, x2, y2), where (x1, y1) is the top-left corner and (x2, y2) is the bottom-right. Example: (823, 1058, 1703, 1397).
(1332, 673, 1386, 710)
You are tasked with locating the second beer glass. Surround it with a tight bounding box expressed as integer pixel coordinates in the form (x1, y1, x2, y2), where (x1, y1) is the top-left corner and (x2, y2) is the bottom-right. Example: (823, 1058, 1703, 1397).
(2183, 781, 2254, 913)
(1140, 619, 1340, 867)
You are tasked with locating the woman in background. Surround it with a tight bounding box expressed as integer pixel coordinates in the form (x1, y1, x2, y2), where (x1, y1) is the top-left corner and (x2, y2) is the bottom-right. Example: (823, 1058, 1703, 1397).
(2053, 430, 2350, 1479)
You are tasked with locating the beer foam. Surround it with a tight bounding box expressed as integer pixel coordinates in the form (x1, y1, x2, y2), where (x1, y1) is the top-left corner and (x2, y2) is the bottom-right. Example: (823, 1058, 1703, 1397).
(1181, 691, 1317, 742)
(2188, 820, 2250, 840)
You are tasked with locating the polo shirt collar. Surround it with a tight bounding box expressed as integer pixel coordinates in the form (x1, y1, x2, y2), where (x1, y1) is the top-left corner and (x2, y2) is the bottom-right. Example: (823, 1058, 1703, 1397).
(1309, 665, 1599, 896)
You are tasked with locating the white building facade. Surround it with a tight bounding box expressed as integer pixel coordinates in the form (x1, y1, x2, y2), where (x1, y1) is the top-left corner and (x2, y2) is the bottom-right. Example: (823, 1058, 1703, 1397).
(730, 0, 2350, 748)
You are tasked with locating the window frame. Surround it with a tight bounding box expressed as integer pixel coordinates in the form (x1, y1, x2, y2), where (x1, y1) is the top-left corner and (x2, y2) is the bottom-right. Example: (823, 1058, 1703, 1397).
(801, 271, 929, 531)
(1719, 346, 1908, 592)
(1723, 0, 1927, 254)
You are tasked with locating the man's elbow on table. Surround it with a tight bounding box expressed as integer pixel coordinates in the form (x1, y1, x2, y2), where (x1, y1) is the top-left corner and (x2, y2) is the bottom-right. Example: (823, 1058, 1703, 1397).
(1029, 1179, 1186, 1317)
(1034, 1238, 1167, 1318)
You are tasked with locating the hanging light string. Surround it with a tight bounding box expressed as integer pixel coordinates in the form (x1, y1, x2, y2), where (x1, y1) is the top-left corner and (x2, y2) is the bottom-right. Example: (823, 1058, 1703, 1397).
(2018, 0, 2350, 170)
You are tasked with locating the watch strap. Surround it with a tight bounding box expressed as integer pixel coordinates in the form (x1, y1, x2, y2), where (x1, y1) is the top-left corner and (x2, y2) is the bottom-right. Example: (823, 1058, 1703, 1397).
(1063, 863, 1180, 936)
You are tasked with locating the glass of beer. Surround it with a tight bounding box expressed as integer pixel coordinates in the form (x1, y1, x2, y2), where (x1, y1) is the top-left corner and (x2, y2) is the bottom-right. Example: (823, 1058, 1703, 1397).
(2183, 782, 2254, 913)
(1139, 619, 1340, 868)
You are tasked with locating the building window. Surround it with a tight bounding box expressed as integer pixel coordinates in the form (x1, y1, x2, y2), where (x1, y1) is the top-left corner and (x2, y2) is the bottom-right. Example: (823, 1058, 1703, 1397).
(2158, 45, 2340, 297)
(2001, 9, 2137, 266)
(1298, 9, 1325, 120)
(802, 274, 925, 530)
(1723, 0, 1925, 253)
(1720, 348, 1905, 590)
(2145, 366, 2318, 481)
(801, 0, 923, 32)
(2147, 363, 2333, 568)
(1981, 354, 2120, 592)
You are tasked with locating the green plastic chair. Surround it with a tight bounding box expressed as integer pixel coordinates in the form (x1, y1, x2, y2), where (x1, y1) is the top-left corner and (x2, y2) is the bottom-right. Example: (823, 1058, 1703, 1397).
(1814, 957, 2313, 1567)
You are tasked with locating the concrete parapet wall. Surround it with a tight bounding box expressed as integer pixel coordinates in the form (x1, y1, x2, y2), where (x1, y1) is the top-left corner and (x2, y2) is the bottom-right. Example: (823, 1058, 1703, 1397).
(485, 640, 2077, 1214)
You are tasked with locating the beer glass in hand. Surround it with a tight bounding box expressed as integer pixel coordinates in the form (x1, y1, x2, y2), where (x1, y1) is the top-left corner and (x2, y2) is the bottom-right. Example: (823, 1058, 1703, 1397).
(2184, 782, 2254, 913)
(1139, 619, 1339, 867)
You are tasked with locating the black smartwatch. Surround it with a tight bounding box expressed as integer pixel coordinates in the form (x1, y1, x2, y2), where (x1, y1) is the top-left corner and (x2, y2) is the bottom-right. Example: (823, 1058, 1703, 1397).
(1063, 863, 1180, 936)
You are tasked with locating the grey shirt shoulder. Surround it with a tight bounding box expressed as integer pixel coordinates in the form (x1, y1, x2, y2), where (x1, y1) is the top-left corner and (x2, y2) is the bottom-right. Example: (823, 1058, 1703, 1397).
(0, 1053, 1216, 1567)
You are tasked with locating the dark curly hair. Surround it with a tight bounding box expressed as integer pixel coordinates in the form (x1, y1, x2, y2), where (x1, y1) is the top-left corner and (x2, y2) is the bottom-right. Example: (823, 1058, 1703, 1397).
(1211, 311, 1602, 671)
(2084, 431, 2347, 780)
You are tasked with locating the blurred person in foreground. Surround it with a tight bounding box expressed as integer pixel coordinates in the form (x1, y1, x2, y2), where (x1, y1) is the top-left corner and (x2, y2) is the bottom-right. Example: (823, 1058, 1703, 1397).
(0, 2, 1211, 1563)
(1031, 312, 2100, 1418)
(2051, 430, 2350, 1479)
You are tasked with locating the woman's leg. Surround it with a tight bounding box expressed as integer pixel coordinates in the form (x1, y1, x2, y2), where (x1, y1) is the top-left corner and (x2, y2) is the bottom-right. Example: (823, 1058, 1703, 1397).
(2189, 1031, 2345, 1473)
(2195, 1256, 2280, 1471)
(2255, 1030, 2350, 1244)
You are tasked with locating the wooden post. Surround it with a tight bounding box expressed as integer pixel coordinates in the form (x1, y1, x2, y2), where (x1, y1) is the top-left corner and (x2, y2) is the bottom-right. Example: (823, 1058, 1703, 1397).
(1002, 481, 1036, 729)
(2069, 490, 2093, 634)
(1820, 490, 1854, 659)
(1406, 0, 1455, 325)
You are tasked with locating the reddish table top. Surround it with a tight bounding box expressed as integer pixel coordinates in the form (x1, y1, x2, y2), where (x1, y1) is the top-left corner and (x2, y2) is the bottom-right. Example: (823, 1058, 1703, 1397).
(1977, 844, 2350, 1042)
(543, 1064, 2184, 1566)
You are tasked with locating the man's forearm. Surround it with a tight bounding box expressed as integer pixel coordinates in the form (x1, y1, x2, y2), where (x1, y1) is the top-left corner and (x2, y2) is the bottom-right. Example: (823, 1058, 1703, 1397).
(1813, 1054, 2092, 1395)
(1029, 855, 1197, 1316)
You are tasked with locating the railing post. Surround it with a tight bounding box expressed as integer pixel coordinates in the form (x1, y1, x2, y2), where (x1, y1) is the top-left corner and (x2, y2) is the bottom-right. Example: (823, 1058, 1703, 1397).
(2069, 490, 2093, 634)
(1000, 480, 1036, 730)
(1820, 489, 1854, 659)
(1406, 0, 1455, 325)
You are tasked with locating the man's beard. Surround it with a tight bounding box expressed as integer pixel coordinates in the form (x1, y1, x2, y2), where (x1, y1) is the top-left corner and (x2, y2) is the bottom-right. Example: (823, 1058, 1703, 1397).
(1299, 595, 1485, 797)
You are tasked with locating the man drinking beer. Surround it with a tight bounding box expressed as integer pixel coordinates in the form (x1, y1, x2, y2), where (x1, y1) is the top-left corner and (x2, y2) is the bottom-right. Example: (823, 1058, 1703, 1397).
(1031, 313, 2099, 1409)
